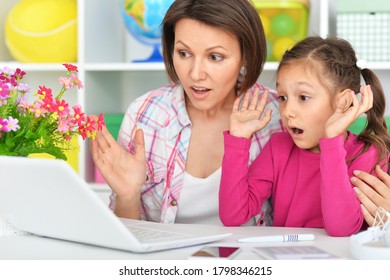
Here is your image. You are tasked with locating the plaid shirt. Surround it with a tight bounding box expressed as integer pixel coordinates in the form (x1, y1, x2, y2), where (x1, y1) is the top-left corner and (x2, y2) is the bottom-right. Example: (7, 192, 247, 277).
(110, 83, 283, 224)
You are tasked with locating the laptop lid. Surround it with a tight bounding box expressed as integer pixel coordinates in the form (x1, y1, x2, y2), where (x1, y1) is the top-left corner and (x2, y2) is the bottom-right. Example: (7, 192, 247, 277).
(0, 156, 230, 253)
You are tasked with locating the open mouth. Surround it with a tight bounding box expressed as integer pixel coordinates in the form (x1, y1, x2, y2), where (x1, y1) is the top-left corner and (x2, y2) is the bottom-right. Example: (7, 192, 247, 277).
(192, 86, 210, 94)
(292, 127, 304, 134)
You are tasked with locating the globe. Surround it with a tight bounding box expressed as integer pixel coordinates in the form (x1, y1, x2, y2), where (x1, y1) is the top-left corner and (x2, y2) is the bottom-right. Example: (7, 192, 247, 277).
(120, 0, 174, 62)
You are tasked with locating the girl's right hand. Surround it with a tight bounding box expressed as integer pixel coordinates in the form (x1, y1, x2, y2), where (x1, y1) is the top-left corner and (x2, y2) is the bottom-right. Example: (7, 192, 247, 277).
(90, 126, 146, 218)
(229, 88, 272, 139)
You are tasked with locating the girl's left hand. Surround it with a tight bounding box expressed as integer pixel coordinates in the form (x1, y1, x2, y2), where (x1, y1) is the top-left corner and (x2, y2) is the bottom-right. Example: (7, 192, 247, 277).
(229, 87, 272, 139)
(325, 85, 373, 138)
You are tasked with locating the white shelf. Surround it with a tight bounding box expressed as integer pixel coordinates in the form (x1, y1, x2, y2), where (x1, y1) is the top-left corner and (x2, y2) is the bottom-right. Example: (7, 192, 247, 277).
(84, 62, 166, 71)
(0, 62, 71, 71)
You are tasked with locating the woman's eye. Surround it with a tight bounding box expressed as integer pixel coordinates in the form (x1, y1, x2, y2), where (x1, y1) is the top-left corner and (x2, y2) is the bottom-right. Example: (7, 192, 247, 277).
(178, 50, 190, 58)
(209, 54, 223, 61)
(299, 95, 310, 101)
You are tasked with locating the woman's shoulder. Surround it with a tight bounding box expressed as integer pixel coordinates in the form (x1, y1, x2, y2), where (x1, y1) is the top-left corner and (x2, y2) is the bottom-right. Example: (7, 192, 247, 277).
(254, 82, 279, 108)
(123, 83, 186, 130)
(126, 83, 183, 115)
(254, 82, 277, 96)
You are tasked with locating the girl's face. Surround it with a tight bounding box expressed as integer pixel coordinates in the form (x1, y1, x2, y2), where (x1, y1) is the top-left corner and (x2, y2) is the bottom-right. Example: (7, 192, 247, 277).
(173, 18, 242, 113)
(276, 63, 335, 152)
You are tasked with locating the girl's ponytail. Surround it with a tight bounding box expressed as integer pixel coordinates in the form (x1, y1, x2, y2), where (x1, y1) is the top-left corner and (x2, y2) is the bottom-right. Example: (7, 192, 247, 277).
(359, 68, 390, 172)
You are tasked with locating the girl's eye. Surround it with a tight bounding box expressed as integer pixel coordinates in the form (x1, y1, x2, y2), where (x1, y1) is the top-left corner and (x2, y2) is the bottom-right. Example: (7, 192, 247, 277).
(209, 54, 223, 61)
(278, 96, 287, 102)
(299, 95, 310, 101)
(178, 50, 190, 58)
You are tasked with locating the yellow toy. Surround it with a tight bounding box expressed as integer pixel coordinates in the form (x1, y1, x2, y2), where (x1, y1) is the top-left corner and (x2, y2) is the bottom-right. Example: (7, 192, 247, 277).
(253, 0, 309, 61)
(5, 0, 77, 63)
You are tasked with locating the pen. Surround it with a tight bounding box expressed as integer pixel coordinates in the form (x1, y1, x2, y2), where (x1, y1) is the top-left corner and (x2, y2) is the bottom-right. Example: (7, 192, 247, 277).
(238, 233, 315, 243)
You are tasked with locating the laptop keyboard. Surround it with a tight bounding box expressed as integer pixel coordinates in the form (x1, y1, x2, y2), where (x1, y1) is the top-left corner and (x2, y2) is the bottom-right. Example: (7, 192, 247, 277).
(122, 222, 193, 243)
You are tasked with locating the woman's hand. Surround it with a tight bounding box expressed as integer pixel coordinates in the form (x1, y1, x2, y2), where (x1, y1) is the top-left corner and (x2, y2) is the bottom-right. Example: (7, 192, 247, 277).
(90, 126, 146, 218)
(351, 165, 390, 226)
(229, 88, 272, 139)
(325, 85, 373, 138)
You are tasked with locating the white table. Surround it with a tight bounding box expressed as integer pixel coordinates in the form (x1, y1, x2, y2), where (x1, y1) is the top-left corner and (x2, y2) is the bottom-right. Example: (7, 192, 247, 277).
(0, 225, 351, 260)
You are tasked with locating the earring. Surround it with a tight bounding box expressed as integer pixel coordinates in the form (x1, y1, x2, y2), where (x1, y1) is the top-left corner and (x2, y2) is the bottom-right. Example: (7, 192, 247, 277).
(238, 66, 247, 84)
(240, 66, 247, 76)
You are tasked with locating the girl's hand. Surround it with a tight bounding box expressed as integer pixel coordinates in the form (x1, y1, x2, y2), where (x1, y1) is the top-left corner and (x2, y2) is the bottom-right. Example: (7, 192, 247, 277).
(229, 88, 272, 139)
(90, 126, 146, 218)
(351, 166, 390, 226)
(325, 85, 373, 138)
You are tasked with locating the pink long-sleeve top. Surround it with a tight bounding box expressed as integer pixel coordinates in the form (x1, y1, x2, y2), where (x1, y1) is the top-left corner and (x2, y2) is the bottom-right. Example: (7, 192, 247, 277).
(220, 131, 388, 236)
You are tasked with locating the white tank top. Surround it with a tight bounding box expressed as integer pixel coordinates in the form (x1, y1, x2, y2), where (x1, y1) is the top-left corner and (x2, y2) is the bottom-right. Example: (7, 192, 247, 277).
(175, 168, 255, 226)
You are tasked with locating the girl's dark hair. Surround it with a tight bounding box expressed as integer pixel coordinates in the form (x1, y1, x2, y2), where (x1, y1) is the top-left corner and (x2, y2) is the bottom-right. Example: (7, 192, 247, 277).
(278, 36, 390, 171)
(162, 0, 266, 94)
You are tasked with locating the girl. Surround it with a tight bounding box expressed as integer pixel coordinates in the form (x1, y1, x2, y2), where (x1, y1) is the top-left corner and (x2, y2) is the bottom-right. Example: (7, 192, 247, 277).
(219, 36, 390, 236)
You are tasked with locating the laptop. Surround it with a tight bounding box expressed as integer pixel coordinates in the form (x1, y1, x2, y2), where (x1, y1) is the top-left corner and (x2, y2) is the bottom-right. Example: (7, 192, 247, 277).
(0, 156, 231, 253)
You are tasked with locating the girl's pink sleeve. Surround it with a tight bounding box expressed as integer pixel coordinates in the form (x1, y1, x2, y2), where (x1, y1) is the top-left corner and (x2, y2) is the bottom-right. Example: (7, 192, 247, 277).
(320, 134, 387, 236)
(219, 131, 273, 226)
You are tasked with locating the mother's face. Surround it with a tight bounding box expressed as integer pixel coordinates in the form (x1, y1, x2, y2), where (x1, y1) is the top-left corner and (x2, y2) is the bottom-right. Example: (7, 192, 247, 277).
(173, 18, 242, 112)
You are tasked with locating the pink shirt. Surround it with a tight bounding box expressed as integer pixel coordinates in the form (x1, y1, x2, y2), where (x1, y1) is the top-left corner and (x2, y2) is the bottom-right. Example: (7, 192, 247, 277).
(220, 131, 388, 236)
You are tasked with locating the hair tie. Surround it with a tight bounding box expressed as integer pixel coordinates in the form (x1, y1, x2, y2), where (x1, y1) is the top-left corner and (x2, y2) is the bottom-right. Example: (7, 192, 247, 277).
(356, 59, 368, 70)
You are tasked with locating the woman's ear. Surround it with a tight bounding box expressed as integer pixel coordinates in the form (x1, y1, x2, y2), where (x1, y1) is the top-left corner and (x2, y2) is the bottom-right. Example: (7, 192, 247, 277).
(335, 89, 354, 113)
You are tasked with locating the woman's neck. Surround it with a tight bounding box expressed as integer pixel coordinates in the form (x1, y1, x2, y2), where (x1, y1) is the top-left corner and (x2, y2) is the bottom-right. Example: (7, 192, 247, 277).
(185, 94, 236, 120)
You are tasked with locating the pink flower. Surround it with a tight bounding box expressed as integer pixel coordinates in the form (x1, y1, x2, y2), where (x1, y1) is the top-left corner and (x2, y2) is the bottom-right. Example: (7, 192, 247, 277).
(97, 113, 106, 130)
(31, 100, 46, 118)
(72, 104, 85, 124)
(70, 73, 83, 89)
(59, 77, 72, 89)
(17, 83, 30, 94)
(53, 99, 70, 117)
(37, 86, 52, 98)
(63, 63, 78, 72)
(5, 116, 20, 132)
(14, 68, 26, 80)
(57, 118, 71, 133)
(0, 118, 7, 132)
(0, 82, 10, 99)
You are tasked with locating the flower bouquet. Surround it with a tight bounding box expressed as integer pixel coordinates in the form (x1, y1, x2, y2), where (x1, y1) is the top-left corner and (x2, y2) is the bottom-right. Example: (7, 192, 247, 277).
(0, 63, 104, 160)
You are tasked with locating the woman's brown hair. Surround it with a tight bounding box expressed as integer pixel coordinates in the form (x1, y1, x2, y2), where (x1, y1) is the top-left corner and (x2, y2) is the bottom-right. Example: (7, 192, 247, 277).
(161, 0, 266, 94)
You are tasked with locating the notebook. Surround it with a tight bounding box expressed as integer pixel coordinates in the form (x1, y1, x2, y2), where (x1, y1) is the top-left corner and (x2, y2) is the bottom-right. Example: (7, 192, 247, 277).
(0, 156, 231, 253)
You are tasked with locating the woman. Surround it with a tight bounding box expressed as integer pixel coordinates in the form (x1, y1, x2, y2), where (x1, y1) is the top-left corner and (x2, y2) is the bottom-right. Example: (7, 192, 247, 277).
(90, 0, 282, 225)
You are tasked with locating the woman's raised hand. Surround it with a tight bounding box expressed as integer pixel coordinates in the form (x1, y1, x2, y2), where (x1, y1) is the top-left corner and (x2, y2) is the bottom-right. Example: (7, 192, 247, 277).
(90, 126, 146, 218)
(351, 166, 390, 226)
(229, 88, 272, 139)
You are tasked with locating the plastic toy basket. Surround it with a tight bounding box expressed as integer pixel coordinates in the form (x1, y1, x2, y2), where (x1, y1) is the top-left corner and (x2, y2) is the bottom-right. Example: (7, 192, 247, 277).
(253, 0, 310, 61)
(336, 0, 390, 62)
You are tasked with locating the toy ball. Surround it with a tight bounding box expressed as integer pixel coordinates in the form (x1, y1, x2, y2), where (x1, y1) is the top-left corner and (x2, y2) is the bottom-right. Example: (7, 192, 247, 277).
(5, 0, 77, 63)
(273, 37, 295, 61)
(271, 13, 297, 37)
